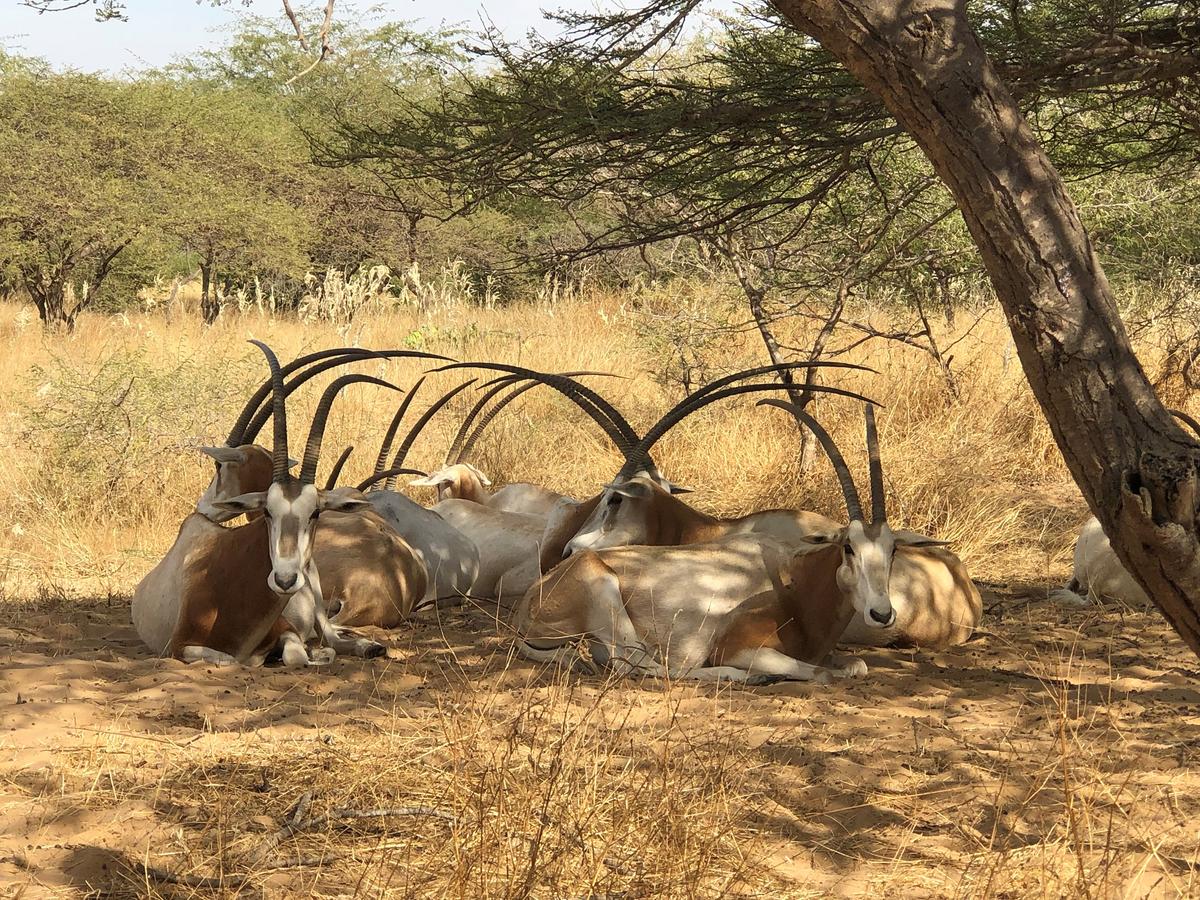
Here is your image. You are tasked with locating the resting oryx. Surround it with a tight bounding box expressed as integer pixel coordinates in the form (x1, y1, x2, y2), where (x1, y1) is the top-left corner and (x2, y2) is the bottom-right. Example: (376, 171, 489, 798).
(1053, 408, 1200, 608)
(539, 393, 982, 648)
(517, 405, 959, 682)
(132, 342, 422, 664)
(534, 363, 876, 564)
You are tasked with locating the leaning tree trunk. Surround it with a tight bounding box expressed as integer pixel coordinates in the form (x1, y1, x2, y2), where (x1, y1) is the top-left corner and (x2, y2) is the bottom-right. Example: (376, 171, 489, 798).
(771, 0, 1200, 656)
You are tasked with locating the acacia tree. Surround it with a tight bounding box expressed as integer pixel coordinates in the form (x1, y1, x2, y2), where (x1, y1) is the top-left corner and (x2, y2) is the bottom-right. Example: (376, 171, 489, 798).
(0, 68, 175, 329)
(775, 0, 1200, 655)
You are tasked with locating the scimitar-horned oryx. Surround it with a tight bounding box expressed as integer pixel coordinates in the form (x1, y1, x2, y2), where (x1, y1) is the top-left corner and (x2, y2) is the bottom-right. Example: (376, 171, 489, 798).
(516, 403, 946, 683)
(1053, 408, 1200, 607)
(132, 343, 425, 662)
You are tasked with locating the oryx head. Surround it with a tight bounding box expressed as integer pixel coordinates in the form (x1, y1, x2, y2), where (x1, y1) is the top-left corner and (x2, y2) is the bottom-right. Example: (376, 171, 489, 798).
(770, 401, 949, 630)
(193, 345, 444, 520)
(210, 341, 387, 596)
(410, 462, 492, 502)
(563, 362, 874, 558)
(564, 472, 690, 555)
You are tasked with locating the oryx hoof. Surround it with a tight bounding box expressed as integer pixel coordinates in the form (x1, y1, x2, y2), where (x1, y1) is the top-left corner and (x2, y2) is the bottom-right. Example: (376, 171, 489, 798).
(746, 673, 789, 687)
(834, 659, 868, 678)
(308, 647, 337, 666)
(362, 641, 387, 659)
(812, 668, 834, 685)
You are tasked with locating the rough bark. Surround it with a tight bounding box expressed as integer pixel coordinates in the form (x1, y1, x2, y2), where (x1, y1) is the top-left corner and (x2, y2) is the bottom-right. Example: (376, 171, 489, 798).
(771, 0, 1200, 656)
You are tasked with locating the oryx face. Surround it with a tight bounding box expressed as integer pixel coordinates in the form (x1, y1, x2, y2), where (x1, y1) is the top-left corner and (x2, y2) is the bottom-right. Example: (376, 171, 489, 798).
(195, 445, 293, 523)
(565, 475, 661, 556)
(837, 520, 898, 629)
(215, 482, 368, 596)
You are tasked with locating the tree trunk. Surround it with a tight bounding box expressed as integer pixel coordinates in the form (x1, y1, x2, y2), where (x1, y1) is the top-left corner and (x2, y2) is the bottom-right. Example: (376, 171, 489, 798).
(22, 270, 72, 332)
(199, 259, 219, 325)
(771, 0, 1200, 655)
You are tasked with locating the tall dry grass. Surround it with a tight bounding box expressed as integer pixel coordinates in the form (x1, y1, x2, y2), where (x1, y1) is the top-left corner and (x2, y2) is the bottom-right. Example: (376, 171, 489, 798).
(0, 284, 1134, 598)
(3, 286, 1200, 899)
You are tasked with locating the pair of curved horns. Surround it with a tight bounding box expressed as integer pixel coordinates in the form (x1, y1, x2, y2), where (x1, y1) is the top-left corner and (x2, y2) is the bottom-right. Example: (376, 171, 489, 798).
(758, 399, 886, 524)
(445, 371, 617, 465)
(229, 348, 450, 447)
(246, 342, 399, 485)
(615, 361, 875, 481)
(430, 363, 641, 463)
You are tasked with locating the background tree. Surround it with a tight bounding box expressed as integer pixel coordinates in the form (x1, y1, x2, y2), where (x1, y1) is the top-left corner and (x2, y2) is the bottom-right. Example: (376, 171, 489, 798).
(0, 66, 172, 329)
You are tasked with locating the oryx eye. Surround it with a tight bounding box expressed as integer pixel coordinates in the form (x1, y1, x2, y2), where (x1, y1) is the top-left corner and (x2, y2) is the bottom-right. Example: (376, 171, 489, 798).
(844, 544, 855, 557)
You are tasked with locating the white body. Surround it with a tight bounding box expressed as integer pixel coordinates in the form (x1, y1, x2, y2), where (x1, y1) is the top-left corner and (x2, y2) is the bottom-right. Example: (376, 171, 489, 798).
(366, 491, 480, 606)
(132, 515, 209, 656)
(1055, 516, 1150, 606)
(433, 498, 545, 604)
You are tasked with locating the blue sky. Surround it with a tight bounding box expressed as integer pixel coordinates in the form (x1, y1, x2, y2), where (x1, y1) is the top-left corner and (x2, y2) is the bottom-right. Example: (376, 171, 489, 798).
(2, 0, 568, 72)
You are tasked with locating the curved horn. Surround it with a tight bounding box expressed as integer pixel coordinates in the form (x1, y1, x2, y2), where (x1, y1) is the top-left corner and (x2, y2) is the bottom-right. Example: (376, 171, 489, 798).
(355, 466, 430, 493)
(1169, 408, 1200, 440)
(757, 399, 864, 523)
(431, 362, 639, 457)
(617, 381, 878, 480)
(685, 361, 874, 406)
(300, 374, 399, 485)
(865, 404, 886, 523)
(248, 340, 290, 483)
(452, 371, 616, 464)
(445, 379, 526, 465)
(238, 349, 451, 447)
(325, 445, 355, 490)
(374, 377, 426, 479)
(385, 379, 477, 489)
(228, 347, 371, 446)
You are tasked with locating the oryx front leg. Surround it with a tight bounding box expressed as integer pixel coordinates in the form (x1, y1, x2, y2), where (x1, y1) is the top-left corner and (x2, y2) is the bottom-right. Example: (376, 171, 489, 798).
(180, 646, 240, 666)
(305, 570, 387, 659)
(824, 652, 868, 678)
(721, 647, 832, 683)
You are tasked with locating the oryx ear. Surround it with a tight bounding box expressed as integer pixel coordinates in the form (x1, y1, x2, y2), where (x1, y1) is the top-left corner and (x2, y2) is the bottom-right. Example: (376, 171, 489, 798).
(465, 464, 492, 486)
(409, 473, 452, 489)
(320, 487, 371, 513)
(893, 530, 953, 548)
(607, 479, 653, 500)
(197, 446, 246, 464)
(667, 483, 693, 495)
(212, 491, 267, 514)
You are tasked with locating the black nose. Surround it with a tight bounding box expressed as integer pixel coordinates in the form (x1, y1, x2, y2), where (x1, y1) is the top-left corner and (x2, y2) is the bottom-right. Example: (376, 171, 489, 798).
(275, 571, 298, 591)
(870, 607, 894, 626)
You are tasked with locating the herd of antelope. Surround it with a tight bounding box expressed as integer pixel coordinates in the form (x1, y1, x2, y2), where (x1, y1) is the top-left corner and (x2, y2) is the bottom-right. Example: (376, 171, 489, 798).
(132, 341, 991, 684)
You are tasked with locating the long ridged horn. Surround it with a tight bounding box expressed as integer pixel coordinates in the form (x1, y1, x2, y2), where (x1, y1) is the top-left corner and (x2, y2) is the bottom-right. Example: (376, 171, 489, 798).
(228, 347, 372, 446)
(450, 371, 615, 464)
(617, 381, 878, 480)
(325, 445, 355, 490)
(355, 467, 429, 493)
(865, 404, 886, 523)
(431, 362, 639, 457)
(374, 377, 426, 480)
(758, 399, 864, 523)
(685, 361, 874, 406)
(300, 375, 399, 485)
(248, 340, 290, 483)
(384, 379, 477, 489)
(237, 349, 451, 447)
(1169, 409, 1200, 440)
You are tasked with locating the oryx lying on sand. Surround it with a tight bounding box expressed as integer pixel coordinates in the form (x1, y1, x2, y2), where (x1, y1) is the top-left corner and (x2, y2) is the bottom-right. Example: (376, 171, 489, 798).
(517, 403, 946, 682)
(131, 344, 425, 662)
(1053, 408, 1200, 608)
(533, 380, 981, 647)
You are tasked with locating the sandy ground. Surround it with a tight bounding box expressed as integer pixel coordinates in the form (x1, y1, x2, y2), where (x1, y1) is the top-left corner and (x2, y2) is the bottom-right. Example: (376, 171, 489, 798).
(2, 583, 1200, 899)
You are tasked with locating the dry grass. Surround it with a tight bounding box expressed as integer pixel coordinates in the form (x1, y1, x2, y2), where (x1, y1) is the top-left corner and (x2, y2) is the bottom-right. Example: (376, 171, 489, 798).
(1, 289, 1198, 898)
